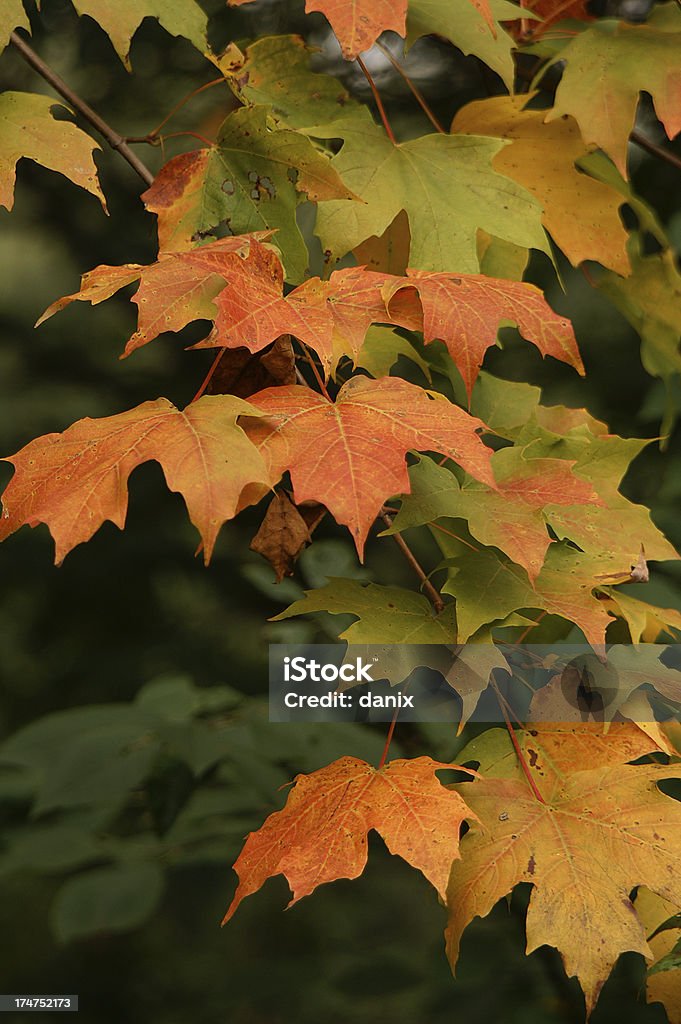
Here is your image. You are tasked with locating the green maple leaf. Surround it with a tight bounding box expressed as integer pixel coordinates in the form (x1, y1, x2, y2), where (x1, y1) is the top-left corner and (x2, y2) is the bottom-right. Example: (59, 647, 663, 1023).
(314, 113, 549, 273)
(57, 0, 209, 67)
(0, 0, 29, 53)
(354, 326, 431, 381)
(545, 6, 681, 177)
(0, 92, 105, 212)
(223, 34, 365, 135)
(273, 578, 456, 643)
(598, 239, 681, 438)
(440, 540, 622, 644)
(142, 106, 357, 281)
(407, 0, 537, 91)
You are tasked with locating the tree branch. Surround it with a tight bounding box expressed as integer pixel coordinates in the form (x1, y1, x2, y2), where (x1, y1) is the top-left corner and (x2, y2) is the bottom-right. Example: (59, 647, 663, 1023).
(10, 31, 155, 187)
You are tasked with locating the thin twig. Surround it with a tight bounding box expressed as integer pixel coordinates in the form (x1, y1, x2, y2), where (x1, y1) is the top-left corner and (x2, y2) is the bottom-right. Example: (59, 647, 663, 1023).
(631, 129, 681, 173)
(491, 679, 547, 804)
(191, 349, 225, 403)
(380, 510, 445, 613)
(10, 30, 154, 187)
(374, 41, 445, 134)
(160, 129, 215, 148)
(148, 78, 224, 140)
(356, 54, 397, 144)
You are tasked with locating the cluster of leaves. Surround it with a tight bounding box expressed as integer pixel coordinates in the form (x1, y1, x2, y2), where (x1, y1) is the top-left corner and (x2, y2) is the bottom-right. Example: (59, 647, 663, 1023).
(1, 0, 681, 1019)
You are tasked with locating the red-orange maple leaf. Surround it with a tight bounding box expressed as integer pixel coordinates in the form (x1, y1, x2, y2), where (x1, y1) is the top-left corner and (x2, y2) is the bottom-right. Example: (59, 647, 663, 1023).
(0, 396, 272, 563)
(36, 233, 274, 358)
(223, 755, 476, 923)
(244, 375, 496, 558)
(384, 270, 583, 398)
(196, 262, 420, 374)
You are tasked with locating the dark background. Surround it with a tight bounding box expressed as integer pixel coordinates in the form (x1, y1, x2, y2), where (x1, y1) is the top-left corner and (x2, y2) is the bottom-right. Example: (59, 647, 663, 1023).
(0, 1, 680, 1021)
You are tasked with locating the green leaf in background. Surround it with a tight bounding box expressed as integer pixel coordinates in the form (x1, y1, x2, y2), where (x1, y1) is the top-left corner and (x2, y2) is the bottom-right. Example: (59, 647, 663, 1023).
(50, 862, 165, 943)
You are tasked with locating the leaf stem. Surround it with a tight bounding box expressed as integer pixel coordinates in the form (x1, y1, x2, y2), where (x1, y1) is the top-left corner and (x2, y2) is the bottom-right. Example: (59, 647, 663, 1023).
(491, 679, 547, 804)
(297, 342, 331, 400)
(374, 42, 445, 134)
(160, 130, 215, 148)
(191, 350, 226, 403)
(147, 78, 225, 139)
(10, 30, 154, 187)
(356, 54, 397, 144)
(378, 708, 399, 769)
(380, 510, 445, 613)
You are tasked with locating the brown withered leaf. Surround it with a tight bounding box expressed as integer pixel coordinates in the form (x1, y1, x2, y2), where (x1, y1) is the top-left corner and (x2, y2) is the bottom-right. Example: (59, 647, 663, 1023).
(250, 490, 326, 581)
(206, 336, 296, 399)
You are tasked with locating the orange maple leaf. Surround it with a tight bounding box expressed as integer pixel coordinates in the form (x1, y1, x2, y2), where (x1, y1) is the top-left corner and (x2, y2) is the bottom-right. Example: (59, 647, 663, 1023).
(0, 396, 272, 563)
(227, 0, 495, 59)
(36, 233, 274, 358)
(244, 375, 496, 558)
(223, 755, 476, 923)
(385, 270, 583, 399)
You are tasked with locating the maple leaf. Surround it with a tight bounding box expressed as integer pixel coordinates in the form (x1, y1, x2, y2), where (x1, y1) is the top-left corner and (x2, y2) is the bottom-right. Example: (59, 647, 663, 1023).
(384, 269, 582, 398)
(198, 262, 420, 375)
(604, 589, 681, 644)
(545, 6, 681, 177)
(597, 238, 681, 435)
(221, 34, 364, 134)
(451, 95, 633, 275)
(447, 723, 681, 1016)
(0, 396, 272, 564)
(243, 375, 496, 557)
(273, 578, 456, 642)
(228, 0, 408, 60)
(528, 644, 681, 724)
(353, 211, 411, 277)
(250, 491, 325, 582)
(407, 0, 532, 90)
(439, 539, 621, 644)
(636, 889, 681, 1024)
(223, 755, 476, 923)
(141, 106, 356, 280)
(203, 336, 296, 400)
(314, 112, 549, 274)
(0, 0, 30, 53)
(0, 92, 105, 212)
(389, 449, 602, 581)
(355, 325, 431, 382)
(58, 0, 208, 68)
(504, 0, 593, 40)
(37, 233, 273, 358)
